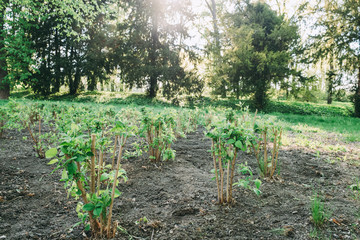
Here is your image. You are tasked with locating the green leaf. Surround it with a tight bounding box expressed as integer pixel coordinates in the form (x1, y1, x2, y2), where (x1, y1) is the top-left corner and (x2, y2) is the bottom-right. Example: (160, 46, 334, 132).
(85, 224, 90, 231)
(253, 188, 261, 196)
(93, 207, 102, 217)
(227, 139, 235, 144)
(83, 203, 95, 211)
(61, 169, 68, 180)
(45, 148, 57, 158)
(47, 159, 58, 165)
(254, 179, 262, 189)
(104, 164, 112, 169)
(100, 173, 109, 181)
(114, 188, 122, 198)
(67, 161, 77, 176)
(235, 140, 243, 149)
(76, 155, 86, 162)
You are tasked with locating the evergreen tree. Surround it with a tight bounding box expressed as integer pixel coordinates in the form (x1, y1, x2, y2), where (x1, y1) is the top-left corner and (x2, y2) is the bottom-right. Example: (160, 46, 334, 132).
(114, 0, 201, 99)
(222, 0, 298, 109)
(303, 0, 360, 117)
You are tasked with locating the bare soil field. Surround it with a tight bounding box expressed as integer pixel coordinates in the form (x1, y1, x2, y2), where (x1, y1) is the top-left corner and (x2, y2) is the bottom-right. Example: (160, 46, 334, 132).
(1, 128, 360, 239)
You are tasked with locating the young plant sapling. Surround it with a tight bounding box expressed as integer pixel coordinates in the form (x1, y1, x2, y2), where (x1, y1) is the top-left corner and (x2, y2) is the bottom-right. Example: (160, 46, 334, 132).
(234, 163, 262, 196)
(251, 122, 282, 179)
(0, 106, 7, 138)
(310, 192, 328, 227)
(46, 120, 134, 238)
(9, 102, 47, 158)
(141, 109, 176, 163)
(206, 112, 254, 204)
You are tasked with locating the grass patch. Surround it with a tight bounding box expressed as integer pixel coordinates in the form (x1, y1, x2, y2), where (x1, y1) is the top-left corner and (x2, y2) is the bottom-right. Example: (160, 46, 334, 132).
(266, 113, 360, 142)
(311, 193, 327, 227)
(9, 90, 175, 108)
(10, 90, 356, 117)
(264, 100, 354, 117)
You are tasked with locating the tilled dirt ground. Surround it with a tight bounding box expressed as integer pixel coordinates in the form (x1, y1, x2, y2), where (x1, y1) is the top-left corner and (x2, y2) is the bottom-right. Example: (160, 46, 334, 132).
(1, 127, 360, 239)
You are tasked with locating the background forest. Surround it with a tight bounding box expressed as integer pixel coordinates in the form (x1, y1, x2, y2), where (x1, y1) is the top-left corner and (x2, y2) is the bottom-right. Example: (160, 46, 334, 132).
(0, 0, 359, 117)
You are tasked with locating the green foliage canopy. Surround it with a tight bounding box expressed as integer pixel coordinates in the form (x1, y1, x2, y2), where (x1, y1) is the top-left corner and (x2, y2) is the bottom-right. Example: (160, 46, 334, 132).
(221, 0, 299, 109)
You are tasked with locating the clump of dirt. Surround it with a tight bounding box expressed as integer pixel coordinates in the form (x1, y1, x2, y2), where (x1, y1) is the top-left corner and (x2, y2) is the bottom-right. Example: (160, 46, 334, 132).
(0, 128, 360, 239)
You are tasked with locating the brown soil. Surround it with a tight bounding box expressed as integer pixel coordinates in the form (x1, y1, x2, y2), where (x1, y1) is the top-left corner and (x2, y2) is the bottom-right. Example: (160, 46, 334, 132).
(1, 128, 360, 239)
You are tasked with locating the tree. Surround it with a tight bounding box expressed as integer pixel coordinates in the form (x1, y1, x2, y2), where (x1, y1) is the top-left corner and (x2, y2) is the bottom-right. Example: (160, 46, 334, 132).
(0, 0, 111, 98)
(300, 0, 341, 105)
(114, 0, 201, 99)
(0, 0, 35, 99)
(0, 0, 9, 99)
(303, 0, 360, 116)
(222, 0, 298, 109)
(204, 0, 227, 98)
(30, 0, 114, 95)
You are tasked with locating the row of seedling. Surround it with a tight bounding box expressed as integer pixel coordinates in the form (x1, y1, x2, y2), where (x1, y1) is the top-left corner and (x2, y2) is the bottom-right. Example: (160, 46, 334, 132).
(205, 109, 282, 204)
(1, 101, 201, 238)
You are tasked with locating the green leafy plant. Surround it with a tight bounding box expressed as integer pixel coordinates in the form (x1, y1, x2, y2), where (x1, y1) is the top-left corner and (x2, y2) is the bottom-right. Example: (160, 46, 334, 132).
(7, 101, 47, 158)
(46, 120, 135, 238)
(251, 122, 282, 178)
(0, 106, 7, 138)
(175, 109, 199, 137)
(234, 163, 262, 196)
(206, 113, 254, 204)
(141, 108, 176, 163)
(349, 179, 360, 200)
(310, 193, 327, 227)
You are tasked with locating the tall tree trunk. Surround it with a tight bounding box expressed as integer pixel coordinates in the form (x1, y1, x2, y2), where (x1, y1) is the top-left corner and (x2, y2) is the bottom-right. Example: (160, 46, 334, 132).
(233, 69, 240, 99)
(254, 74, 269, 110)
(0, 71, 9, 99)
(286, 87, 289, 100)
(148, 1, 159, 99)
(327, 57, 334, 104)
(67, 44, 75, 95)
(254, 87, 266, 110)
(53, 28, 61, 93)
(205, 0, 226, 98)
(73, 64, 81, 95)
(0, 2, 9, 99)
(355, 65, 360, 118)
(70, 49, 81, 95)
(88, 73, 96, 91)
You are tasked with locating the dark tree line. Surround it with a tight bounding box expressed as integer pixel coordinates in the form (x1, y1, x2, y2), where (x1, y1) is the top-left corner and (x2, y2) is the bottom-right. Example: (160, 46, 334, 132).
(0, 0, 359, 116)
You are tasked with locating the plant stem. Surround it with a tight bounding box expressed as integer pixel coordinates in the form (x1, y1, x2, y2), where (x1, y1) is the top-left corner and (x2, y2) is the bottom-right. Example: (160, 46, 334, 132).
(270, 129, 277, 178)
(263, 130, 268, 176)
(218, 139, 224, 203)
(91, 134, 96, 194)
(26, 122, 43, 158)
(97, 148, 104, 197)
(271, 130, 282, 177)
(253, 109, 258, 128)
(226, 145, 232, 202)
(252, 141, 262, 174)
(107, 135, 127, 237)
(38, 115, 43, 157)
(111, 135, 118, 170)
(211, 140, 220, 203)
(75, 161, 100, 231)
(228, 148, 237, 202)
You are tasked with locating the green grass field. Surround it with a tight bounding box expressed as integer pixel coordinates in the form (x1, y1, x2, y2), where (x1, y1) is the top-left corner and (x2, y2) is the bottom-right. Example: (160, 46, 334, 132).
(267, 113, 360, 142)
